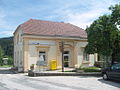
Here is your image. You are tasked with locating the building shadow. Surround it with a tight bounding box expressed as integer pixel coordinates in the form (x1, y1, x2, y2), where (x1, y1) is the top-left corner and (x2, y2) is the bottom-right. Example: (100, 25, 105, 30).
(98, 79, 120, 88)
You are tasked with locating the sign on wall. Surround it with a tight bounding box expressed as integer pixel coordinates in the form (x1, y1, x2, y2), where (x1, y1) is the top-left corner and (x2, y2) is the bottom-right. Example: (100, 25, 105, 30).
(29, 40, 55, 45)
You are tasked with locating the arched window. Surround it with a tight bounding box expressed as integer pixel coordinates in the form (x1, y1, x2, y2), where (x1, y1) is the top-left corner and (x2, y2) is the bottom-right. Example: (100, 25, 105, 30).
(83, 50, 89, 61)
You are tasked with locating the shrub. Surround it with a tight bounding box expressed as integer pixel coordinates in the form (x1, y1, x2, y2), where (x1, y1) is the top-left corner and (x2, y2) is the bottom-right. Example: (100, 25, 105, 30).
(79, 67, 101, 72)
(3, 56, 13, 65)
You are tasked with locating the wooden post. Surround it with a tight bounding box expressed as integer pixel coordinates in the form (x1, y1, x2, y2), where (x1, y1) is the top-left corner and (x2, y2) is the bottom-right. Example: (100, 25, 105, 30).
(59, 41, 64, 72)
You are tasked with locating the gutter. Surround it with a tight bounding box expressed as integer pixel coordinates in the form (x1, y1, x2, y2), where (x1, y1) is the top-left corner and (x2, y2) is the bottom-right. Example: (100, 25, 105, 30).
(22, 33, 87, 41)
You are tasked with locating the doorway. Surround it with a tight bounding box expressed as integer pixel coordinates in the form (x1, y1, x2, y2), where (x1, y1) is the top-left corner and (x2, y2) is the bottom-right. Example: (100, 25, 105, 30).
(64, 51, 70, 67)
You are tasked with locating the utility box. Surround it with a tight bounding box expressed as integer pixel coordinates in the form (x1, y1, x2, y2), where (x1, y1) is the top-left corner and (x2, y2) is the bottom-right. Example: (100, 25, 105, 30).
(50, 60, 57, 70)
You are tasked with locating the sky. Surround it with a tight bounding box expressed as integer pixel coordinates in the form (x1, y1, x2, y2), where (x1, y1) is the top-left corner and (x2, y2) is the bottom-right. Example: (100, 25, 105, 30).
(0, 0, 119, 38)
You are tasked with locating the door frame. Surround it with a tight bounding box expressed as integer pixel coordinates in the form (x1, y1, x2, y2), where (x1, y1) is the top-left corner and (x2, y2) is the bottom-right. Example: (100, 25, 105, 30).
(63, 51, 70, 67)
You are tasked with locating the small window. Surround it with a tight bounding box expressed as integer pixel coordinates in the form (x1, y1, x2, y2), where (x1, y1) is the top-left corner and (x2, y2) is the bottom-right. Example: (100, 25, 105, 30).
(83, 51, 89, 61)
(39, 51, 46, 61)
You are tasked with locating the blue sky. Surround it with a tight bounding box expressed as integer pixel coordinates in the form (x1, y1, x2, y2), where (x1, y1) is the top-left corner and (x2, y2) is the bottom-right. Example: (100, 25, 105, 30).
(0, 0, 119, 38)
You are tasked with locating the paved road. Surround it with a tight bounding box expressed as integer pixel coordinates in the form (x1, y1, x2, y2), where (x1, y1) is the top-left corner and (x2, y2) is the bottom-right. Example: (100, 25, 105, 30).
(0, 68, 120, 90)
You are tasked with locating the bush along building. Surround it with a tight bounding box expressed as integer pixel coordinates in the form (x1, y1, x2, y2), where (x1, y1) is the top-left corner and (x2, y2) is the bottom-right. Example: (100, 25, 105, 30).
(14, 19, 98, 72)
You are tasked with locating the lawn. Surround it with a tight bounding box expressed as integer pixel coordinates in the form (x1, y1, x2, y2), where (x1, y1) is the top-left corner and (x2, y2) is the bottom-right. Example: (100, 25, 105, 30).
(79, 67, 101, 72)
(0, 65, 13, 67)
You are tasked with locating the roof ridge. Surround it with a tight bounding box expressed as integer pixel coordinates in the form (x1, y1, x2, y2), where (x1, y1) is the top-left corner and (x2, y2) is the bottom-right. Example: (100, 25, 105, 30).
(24, 19, 69, 24)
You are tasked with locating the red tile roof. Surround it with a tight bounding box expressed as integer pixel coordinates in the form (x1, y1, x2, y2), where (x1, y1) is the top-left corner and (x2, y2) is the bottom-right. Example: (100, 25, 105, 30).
(19, 19, 87, 38)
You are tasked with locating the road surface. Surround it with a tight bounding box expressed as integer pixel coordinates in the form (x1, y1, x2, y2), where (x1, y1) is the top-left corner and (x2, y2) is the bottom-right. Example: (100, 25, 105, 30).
(0, 67, 120, 90)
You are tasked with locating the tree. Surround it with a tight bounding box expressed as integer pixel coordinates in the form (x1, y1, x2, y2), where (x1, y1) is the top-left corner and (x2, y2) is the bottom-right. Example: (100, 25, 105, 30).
(0, 46, 4, 65)
(0, 46, 4, 57)
(86, 15, 118, 67)
(0, 37, 14, 66)
(85, 4, 120, 67)
(109, 4, 120, 63)
(0, 37, 13, 57)
(109, 4, 120, 25)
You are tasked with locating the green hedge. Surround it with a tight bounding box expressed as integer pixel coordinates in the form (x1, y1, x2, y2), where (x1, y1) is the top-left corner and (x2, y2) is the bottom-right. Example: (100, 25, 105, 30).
(79, 67, 101, 72)
(0, 56, 13, 66)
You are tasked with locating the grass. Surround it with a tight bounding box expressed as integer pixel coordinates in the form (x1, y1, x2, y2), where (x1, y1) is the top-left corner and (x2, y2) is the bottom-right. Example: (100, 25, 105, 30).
(61, 69, 76, 72)
(64, 70, 76, 72)
(78, 67, 101, 72)
(0, 65, 13, 67)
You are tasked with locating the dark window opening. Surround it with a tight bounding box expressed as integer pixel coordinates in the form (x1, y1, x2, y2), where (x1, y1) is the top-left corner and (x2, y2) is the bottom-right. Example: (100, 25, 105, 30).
(39, 51, 46, 61)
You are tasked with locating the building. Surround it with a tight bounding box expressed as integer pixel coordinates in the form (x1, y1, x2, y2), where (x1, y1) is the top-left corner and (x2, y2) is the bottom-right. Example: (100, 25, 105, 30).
(14, 19, 97, 72)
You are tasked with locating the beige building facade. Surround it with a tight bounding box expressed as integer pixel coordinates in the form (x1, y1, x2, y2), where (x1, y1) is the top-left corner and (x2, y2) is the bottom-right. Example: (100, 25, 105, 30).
(14, 19, 97, 72)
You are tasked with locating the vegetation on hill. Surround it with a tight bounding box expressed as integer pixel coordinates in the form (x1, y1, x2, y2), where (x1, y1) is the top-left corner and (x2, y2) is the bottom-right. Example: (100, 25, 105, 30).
(0, 37, 14, 66)
(0, 37, 13, 57)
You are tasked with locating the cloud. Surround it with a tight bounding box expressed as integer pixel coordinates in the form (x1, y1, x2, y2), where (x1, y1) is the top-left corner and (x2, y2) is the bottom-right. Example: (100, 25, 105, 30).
(45, 0, 119, 29)
(0, 9, 16, 37)
(65, 0, 119, 29)
(0, 30, 14, 37)
(0, 0, 119, 38)
(65, 9, 108, 29)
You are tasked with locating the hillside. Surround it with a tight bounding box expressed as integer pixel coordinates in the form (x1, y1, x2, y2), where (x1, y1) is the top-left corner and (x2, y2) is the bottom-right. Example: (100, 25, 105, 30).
(0, 37, 13, 57)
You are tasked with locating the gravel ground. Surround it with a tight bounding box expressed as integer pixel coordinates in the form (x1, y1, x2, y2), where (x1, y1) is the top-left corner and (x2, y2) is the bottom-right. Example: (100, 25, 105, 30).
(0, 68, 120, 90)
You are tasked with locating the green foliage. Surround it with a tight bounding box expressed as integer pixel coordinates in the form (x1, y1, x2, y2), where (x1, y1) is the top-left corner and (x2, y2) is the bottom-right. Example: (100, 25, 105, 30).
(0, 37, 13, 57)
(86, 15, 117, 56)
(85, 3, 120, 64)
(64, 70, 76, 72)
(0, 46, 4, 65)
(0, 65, 13, 67)
(0, 46, 4, 57)
(79, 67, 101, 72)
(0, 58, 3, 66)
(4, 56, 14, 65)
(0, 37, 14, 66)
(109, 4, 120, 63)
(109, 4, 120, 24)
